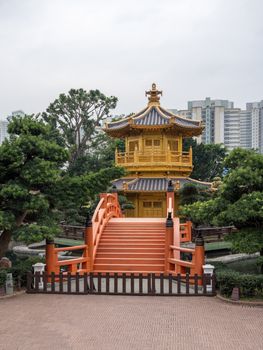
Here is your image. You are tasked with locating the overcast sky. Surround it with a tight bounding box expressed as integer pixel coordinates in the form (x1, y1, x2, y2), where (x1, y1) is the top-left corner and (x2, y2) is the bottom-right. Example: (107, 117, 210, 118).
(0, 0, 262, 118)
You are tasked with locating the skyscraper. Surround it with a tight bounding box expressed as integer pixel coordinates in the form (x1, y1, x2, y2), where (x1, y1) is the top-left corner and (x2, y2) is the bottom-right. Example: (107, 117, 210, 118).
(0, 120, 9, 144)
(175, 98, 263, 153)
(0, 110, 25, 145)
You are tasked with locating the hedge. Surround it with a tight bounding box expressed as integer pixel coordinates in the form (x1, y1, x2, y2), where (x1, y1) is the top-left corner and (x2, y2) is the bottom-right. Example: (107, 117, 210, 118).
(9, 256, 45, 287)
(0, 270, 7, 288)
(216, 270, 263, 298)
(0, 256, 45, 289)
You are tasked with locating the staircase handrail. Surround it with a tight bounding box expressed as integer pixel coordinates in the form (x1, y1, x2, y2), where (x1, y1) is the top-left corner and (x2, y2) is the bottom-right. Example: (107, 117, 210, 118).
(46, 192, 123, 275)
(90, 193, 122, 266)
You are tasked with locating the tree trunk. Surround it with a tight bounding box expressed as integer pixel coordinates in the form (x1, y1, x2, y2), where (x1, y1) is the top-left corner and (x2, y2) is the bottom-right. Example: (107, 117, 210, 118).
(0, 212, 27, 259)
(0, 230, 12, 259)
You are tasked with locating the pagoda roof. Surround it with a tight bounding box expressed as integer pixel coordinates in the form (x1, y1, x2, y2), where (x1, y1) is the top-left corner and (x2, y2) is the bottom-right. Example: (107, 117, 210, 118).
(112, 177, 211, 192)
(104, 84, 203, 137)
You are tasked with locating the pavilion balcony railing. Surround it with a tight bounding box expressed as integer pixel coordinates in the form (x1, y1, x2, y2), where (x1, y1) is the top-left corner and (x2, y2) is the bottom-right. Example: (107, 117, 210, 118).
(115, 149, 192, 168)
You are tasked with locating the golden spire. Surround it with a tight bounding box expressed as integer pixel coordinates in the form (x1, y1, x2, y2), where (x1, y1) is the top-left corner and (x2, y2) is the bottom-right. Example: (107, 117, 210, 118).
(145, 83, 162, 106)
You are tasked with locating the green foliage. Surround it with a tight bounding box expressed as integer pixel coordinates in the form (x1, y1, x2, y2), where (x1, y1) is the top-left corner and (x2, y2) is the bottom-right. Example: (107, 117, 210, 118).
(183, 139, 227, 181)
(215, 192, 263, 228)
(0, 115, 69, 257)
(0, 270, 7, 287)
(178, 183, 211, 206)
(0, 253, 45, 287)
(216, 270, 263, 298)
(8, 255, 45, 288)
(72, 134, 125, 174)
(0, 87, 125, 254)
(118, 195, 135, 211)
(180, 148, 263, 256)
(256, 256, 263, 274)
(42, 88, 118, 175)
(180, 198, 223, 225)
(50, 167, 125, 225)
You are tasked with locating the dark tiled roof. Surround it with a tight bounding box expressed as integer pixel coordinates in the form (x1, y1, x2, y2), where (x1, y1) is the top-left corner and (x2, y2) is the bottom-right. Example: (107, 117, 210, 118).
(107, 118, 129, 129)
(129, 178, 168, 191)
(112, 177, 211, 192)
(159, 107, 201, 128)
(106, 106, 201, 130)
(134, 108, 169, 126)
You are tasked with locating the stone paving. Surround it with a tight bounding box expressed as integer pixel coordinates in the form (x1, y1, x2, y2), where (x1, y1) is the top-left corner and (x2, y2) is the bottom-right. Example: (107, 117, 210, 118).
(0, 293, 262, 350)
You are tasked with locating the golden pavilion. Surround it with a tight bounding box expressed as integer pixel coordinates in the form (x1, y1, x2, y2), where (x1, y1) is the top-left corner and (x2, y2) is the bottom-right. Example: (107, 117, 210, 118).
(104, 83, 208, 218)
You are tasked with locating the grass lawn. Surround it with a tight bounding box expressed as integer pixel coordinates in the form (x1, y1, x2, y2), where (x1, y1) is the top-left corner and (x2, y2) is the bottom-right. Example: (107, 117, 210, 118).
(205, 241, 232, 251)
(54, 237, 84, 246)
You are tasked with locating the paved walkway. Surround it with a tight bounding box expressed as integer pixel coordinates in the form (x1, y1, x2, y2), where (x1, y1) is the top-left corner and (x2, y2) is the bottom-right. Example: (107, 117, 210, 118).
(0, 294, 262, 350)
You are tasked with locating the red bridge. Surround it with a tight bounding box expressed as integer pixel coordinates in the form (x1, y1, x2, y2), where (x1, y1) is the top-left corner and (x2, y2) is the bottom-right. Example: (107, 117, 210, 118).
(46, 189, 205, 278)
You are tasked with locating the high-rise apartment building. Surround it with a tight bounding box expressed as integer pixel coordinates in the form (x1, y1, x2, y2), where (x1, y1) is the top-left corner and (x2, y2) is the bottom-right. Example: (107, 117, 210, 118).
(0, 110, 25, 145)
(0, 120, 9, 144)
(175, 98, 263, 153)
(247, 101, 263, 153)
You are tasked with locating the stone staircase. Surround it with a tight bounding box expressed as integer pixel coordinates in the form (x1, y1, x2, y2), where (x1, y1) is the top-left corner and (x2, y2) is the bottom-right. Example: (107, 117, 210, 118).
(93, 218, 166, 273)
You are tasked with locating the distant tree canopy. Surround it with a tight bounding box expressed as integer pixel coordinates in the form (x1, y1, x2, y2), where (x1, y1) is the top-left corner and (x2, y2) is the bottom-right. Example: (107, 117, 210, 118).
(181, 148, 263, 258)
(0, 111, 125, 257)
(184, 138, 227, 182)
(42, 88, 118, 175)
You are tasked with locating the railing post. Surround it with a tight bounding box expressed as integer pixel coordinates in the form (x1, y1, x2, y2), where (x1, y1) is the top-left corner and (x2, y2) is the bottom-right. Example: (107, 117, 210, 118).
(186, 221, 192, 242)
(46, 238, 58, 276)
(202, 264, 215, 293)
(111, 185, 118, 215)
(166, 180, 174, 217)
(86, 213, 94, 271)
(194, 234, 205, 284)
(165, 212, 173, 274)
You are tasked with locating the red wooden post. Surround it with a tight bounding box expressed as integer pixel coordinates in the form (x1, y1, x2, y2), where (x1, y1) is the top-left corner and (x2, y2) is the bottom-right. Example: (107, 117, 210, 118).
(86, 214, 94, 271)
(46, 239, 59, 276)
(82, 220, 90, 272)
(194, 234, 205, 284)
(166, 180, 174, 217)
(165, 212, 173, 274)
(186, 221, 192, 242)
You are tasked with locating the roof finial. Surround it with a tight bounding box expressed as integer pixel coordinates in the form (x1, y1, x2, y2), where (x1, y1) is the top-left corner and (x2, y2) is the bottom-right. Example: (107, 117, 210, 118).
(145, 83, 162, 106)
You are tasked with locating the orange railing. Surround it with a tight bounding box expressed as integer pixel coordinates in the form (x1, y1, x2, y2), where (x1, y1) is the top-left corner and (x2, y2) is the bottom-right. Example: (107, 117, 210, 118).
(168, 245, 196, 275)
(46, 243, 89, 276)
(89, 193, 122, 269)
(179, 221, 192, 242)
(165, 212, 204, 279)
(46, 192, 122, 275)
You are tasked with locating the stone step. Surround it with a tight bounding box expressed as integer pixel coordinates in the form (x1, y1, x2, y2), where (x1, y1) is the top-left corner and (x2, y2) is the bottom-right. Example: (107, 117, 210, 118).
(93, 263, 164, 272)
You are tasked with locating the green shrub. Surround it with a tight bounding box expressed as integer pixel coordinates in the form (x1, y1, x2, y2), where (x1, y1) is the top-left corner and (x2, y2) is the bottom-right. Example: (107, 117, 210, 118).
(216, 270, 240, 296)
(256, 256, 263, 273)
(212, 261, 229, 271)
(9, 256, 45, 287)
(0, 270, 7, 288)
(216, 270, 263, 298)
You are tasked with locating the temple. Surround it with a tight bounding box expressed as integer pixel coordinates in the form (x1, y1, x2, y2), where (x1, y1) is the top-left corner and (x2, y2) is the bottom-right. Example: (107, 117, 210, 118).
(45, 84, 208, 279)
(104, 83, 208, 217)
